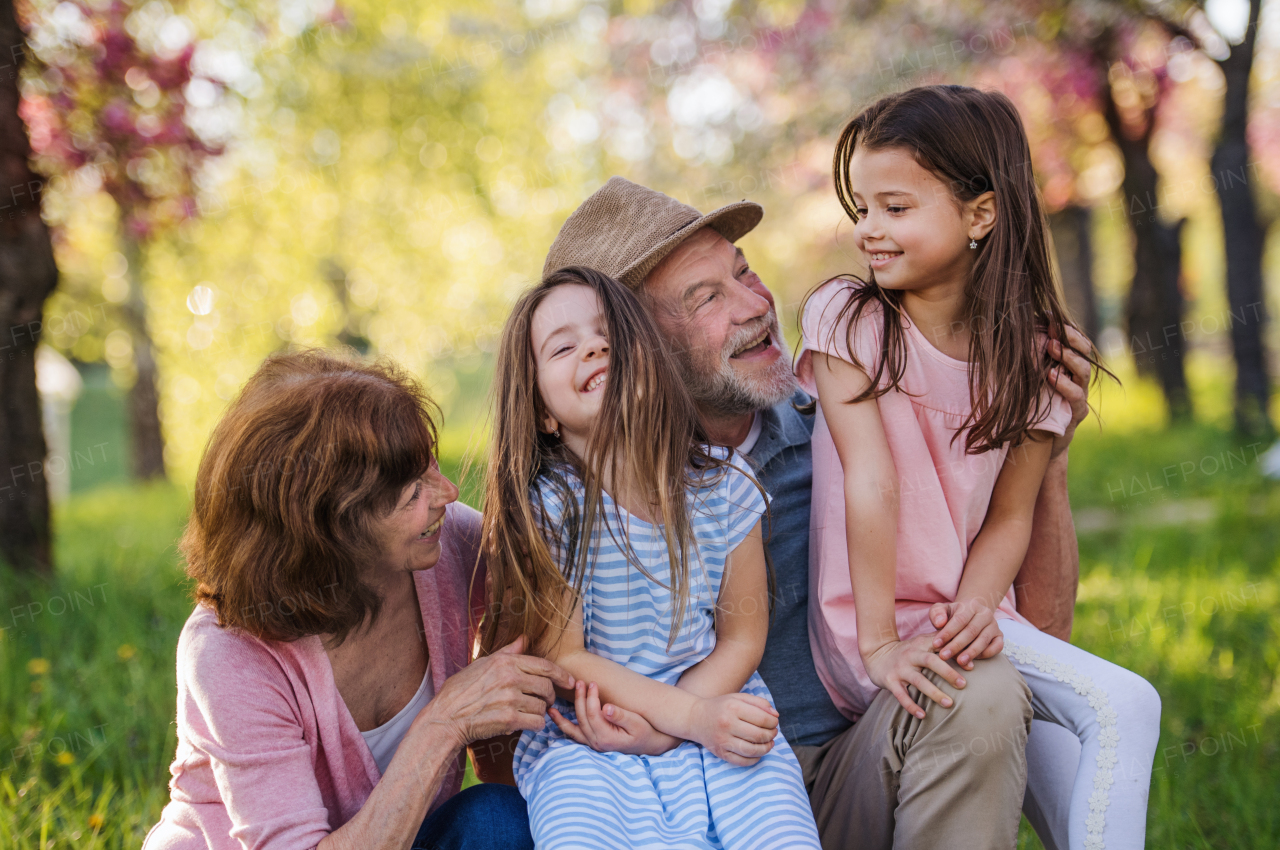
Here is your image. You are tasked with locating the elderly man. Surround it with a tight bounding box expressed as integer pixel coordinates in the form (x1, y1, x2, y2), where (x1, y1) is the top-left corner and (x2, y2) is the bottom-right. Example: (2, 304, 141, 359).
(525, 177, 1092, 848)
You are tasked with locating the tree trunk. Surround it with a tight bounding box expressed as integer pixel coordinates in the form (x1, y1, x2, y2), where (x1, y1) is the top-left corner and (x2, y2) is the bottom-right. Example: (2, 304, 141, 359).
(1099, 52, 1193, 421)
(0, 0, 58, 571)
(1212, 0, 1272, 436)
(1048, 204, 1100, 341)
(119, 231, 166, 480)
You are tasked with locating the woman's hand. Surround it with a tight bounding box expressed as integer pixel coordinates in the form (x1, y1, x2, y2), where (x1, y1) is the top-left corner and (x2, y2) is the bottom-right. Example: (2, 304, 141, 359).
(550, 681, 682, 756)
(862, 634, 965, 720)
(928, 598, 1005, 670)
(685, 693, 778, 767)
(425, 635, 575, 749)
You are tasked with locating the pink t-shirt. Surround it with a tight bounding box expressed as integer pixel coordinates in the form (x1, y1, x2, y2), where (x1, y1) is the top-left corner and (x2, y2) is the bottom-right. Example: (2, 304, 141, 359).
(143, 502, 487, 850)
(795, 279, 1071, 719)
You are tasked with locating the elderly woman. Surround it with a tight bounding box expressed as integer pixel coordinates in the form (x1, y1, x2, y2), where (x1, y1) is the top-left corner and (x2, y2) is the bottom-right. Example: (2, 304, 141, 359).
(144, 351, 572, 850)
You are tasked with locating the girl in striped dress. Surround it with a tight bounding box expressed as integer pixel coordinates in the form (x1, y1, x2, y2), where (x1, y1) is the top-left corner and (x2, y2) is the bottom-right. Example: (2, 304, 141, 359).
(481, 266, 821, 850)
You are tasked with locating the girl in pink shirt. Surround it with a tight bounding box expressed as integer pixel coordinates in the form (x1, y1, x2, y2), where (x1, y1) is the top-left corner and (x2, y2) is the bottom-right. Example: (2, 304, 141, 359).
(797, 86, 1160, 850)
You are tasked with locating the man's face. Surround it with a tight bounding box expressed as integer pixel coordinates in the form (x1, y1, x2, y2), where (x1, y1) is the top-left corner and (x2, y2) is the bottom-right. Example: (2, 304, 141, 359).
(642, 227, 797, 419)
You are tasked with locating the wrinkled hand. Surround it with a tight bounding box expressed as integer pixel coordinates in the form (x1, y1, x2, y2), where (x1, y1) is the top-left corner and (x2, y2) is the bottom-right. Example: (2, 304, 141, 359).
(425, 635, 574, 748)
(687, 693, 778, 767)
(928, 599, 1004, 670)
(1046, 325, 1093, 460)
(862, 634, 965, 720)
(550, 681, 681, 757)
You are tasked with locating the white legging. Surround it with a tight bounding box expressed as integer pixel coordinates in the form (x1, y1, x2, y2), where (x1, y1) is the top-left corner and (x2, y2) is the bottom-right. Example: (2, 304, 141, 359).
(998, 620, 1162, 850)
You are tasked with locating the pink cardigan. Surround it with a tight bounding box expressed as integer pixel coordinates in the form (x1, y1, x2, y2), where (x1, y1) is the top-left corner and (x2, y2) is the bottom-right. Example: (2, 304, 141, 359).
(144, 502, 487, 850)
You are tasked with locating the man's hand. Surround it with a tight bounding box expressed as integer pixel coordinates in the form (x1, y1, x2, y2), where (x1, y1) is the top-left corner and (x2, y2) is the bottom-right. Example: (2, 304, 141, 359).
(1046, 325, 1094, 460)
(928, 600, 1005, 670)
(550, 681, 681, 757)
(686, 693, 779, 767)
(862, 634, 965, 720)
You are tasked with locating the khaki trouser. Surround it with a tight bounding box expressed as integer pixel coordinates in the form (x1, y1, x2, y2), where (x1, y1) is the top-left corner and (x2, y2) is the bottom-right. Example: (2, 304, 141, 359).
(792, 653, 1032, 850)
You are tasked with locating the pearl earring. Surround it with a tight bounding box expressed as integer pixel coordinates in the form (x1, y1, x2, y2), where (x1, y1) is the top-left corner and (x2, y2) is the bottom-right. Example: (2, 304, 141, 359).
(969, 238, 978, 250)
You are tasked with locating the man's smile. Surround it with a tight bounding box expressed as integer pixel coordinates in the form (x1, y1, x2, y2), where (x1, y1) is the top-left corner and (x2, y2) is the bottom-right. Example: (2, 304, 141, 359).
(730, 329, 775, 360)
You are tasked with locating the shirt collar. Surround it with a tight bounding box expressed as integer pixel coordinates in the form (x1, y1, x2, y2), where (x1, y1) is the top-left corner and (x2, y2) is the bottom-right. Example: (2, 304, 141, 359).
(746, 388, 814, 468)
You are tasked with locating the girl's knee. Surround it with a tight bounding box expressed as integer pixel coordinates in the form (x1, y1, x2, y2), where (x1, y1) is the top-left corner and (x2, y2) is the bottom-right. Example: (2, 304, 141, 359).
(1108, 669, 1161, 730)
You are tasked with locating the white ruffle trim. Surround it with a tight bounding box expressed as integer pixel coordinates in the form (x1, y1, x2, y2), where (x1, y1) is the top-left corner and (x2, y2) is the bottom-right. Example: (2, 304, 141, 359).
(1004, 640, 1117, 850)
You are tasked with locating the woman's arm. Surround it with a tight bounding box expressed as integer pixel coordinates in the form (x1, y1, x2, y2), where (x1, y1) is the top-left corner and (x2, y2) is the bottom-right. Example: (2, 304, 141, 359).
(930, 432, 1054, 666)
(320, 636, 572, 850)
(812, 354, 965, 719)
(543, 589, 777, 766)
(674, 520, 769, 699)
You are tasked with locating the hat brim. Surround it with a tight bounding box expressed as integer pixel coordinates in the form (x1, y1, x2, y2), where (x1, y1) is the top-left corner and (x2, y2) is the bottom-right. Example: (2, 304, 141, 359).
(616, 200, 764, 289)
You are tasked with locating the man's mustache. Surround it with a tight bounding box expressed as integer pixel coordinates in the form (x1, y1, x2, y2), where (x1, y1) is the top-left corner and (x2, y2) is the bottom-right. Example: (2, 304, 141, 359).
(722, 314, 780, 360)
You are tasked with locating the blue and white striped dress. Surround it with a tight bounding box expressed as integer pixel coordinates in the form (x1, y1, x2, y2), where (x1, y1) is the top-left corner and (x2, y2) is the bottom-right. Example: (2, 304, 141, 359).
(513, 451, 821, 850)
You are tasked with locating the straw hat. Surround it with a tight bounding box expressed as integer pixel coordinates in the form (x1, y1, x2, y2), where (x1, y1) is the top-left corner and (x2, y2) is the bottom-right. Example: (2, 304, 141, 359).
(543, 177, 763, 289)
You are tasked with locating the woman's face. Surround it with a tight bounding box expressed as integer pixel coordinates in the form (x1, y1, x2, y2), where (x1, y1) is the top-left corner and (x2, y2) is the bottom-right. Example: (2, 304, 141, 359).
(373, 459, 459, 574)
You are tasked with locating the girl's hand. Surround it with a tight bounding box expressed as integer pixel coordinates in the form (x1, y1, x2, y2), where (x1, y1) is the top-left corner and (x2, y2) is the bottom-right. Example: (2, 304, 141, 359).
(928, 599, 1005, 670)
(862, 634, 965, 720)
(550, 681, 681, 757)
(429, 635, 575, 748)
(687, 693, 778, 767)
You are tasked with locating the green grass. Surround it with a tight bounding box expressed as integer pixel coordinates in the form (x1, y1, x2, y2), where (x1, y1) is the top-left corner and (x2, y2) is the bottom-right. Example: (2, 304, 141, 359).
(3, 375, 1278, 847)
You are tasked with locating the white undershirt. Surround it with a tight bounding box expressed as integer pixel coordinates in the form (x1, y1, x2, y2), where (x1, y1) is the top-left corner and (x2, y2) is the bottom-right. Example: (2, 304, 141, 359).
(735, 411, 763, 455)
(360, 662, 434, 775)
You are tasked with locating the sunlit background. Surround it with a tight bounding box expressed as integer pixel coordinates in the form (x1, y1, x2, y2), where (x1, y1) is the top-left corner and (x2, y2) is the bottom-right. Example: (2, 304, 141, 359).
(3, 0, 1280, 845)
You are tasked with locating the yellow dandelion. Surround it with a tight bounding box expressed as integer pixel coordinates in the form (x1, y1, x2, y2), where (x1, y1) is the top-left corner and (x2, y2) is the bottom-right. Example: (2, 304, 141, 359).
(27, 658, 49, 675)
(117, 644, 136, 661)
(55, 751, 75, 766)
(88, 813, 105, 830)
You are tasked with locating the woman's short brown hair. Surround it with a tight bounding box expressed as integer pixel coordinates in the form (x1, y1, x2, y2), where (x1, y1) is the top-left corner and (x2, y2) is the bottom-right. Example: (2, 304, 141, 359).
(182, 349, 438, 644)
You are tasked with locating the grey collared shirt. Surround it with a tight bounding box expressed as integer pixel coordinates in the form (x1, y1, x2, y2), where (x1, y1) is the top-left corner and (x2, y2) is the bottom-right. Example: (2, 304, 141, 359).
(747, 390, 852, 747)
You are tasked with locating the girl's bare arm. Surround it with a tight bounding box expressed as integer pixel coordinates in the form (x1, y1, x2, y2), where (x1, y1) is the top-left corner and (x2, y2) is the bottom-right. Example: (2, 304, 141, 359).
(931, 431, 1054, 665)
(541, 588, 777, 766)
(811, 353, 963, 719)
(674, 521, 769, 699)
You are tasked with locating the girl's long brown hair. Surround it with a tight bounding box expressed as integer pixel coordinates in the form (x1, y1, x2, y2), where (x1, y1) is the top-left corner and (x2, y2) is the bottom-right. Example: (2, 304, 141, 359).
(825, 85, 1107, 453)
(480, 267, 755, 656)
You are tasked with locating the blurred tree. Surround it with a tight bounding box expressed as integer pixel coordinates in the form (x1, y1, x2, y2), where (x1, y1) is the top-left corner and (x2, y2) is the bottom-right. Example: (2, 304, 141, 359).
(1202, 0, 1272, 435)
(1049, 204, 1099, 340)
(978, 6, 1197, 421)
(22, 0, 227, 480)
(0, 0, 57, 571)
(1096, 25, 1192, 420)
(118, 0, 604, 480)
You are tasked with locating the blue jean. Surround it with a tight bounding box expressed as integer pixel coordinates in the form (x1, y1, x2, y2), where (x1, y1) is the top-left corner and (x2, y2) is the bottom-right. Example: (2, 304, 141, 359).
(412, 783, 533, 850)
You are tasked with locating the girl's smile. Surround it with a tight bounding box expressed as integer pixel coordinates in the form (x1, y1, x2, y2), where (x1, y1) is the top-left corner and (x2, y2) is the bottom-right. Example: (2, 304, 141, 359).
(866, 250, 903, 270)
(581, 367, 607, 393)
